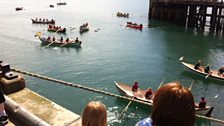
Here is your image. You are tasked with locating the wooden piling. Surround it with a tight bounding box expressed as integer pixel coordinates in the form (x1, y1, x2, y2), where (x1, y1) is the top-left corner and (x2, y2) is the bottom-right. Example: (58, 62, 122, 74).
(149, 0, 224, 35)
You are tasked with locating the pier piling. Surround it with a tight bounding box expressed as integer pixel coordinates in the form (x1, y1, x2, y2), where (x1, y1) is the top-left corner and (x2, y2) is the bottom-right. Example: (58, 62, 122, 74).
(149, 0, 224, 34)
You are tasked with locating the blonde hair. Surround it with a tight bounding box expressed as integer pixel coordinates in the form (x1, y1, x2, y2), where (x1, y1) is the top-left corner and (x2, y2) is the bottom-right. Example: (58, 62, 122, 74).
(82, 101, 107, 126)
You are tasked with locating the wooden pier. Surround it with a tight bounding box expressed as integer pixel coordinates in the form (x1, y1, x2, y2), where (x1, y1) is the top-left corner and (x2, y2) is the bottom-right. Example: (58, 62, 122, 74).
(149, 0, 224, 34)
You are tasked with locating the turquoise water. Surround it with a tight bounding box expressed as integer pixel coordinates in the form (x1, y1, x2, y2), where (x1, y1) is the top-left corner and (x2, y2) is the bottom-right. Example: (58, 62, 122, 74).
(1, 0, 224, 125)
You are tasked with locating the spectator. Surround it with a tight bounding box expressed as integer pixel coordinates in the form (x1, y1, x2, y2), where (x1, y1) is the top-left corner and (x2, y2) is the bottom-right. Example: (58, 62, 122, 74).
(136, 82, 195, 126)
(82, 101, 107, 126)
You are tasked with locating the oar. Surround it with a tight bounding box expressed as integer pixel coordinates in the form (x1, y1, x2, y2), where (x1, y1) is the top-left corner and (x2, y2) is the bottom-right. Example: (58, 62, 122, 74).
(117, 97, 133, 120)
(157, 78, 165, 90)
(189, 80, 195, 91)
(179, 56, 184, 61)
(42, 41, 54, 49)
(60, 42, 68, 47)
(205, 72, 212, 79)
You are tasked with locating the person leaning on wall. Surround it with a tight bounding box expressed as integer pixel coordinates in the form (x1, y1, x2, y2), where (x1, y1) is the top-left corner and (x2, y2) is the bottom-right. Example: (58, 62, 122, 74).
(136, 81, 195, 126)
(82, 101, 107, 126)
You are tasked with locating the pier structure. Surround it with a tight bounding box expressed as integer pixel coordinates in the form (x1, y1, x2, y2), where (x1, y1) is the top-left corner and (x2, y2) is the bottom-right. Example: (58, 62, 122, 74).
(149, 0, 224, 34)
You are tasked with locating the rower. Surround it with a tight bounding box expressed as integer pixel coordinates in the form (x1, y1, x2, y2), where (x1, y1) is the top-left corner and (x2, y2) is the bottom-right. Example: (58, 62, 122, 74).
(194, 60, 202, 72)
(47, 36, 51, 41)
(204, 64, 211, 74)
(132, 82, 139, 92)
(75, 37, 79, 43)
(218, 66, 224, 77)
(52, 36, 55, 41)
(199, 97, 207, 108)
(60, 36, 63, 42)
(65, 38, 69, 43)
(145, 88, 153, 100)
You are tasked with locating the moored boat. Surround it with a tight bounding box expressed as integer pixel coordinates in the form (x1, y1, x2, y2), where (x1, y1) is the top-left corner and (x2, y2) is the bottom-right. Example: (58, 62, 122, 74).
(114, 81, 214, 117)
(48, 24, 66, 33)
(126, 22, 143, 30)
(180, 58, 224, 80)
(31, 18, 55, 24)
(35, 32, 81, 47)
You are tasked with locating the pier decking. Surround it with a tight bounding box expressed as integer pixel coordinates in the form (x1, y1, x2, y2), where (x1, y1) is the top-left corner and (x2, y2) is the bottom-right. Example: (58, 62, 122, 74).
(149, 0, 224, 34)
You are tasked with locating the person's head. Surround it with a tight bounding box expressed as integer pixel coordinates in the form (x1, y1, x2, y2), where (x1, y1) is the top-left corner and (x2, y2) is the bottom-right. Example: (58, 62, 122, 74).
(134, 82, 138, 85)
(151, 82, 195, 126)
(201, 97, 205, 101)
(82, 101, 107, 126)
(147, 88, 152, 92)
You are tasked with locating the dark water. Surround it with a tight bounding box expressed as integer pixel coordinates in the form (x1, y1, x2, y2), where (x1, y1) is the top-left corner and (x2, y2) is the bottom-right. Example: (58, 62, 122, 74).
(1, 0, 224, 126)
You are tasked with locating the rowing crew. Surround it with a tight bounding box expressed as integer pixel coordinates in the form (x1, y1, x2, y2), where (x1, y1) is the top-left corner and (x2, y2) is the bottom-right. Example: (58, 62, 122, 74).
(47, 36, 79, 43)
(132, 81, 208, 109)
(35, 18, 54, 23)
(194, 60, 224, 77)
(132, 81, 154, 100)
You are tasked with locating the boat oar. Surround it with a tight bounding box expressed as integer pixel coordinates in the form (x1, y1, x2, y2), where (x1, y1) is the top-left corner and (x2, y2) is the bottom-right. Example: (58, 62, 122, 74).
(42, 41, 54, 49)
(60, 42, 68, 47)
(205, 72, 212, 79)
(189, 80, 195, 91)
(179, 56, 184, 61)
(117, 97, 134, 120)
(157, 78, 165, 90)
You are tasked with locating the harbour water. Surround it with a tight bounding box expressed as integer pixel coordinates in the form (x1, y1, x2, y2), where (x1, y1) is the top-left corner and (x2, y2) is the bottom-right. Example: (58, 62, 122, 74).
(1, 0, 224, 125)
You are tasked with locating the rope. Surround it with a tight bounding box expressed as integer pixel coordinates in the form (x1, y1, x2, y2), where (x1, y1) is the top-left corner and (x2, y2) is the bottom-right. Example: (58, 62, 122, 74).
(11, 68, 152, 106)
(11, 68, 224, 124)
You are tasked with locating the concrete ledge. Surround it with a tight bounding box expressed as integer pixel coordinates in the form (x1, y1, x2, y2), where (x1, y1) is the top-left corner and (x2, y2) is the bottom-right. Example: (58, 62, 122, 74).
(6, 88, 81, 126)
(5, 96, 50, 126)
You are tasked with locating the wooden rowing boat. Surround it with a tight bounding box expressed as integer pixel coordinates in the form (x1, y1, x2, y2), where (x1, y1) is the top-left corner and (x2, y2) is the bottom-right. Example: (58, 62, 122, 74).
(180, 61, 224, 80)
(114, 81, 153, 104)
(48, 25, 66, 33)
(79, 24, 89, 33)
(115, 81, 214, 117)
(126, 22, 143, 30)
(35, 32, 81, 47)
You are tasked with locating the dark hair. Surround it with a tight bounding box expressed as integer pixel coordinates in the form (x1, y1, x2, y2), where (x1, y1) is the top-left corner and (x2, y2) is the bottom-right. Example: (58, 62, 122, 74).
(151, 82, 195, 126)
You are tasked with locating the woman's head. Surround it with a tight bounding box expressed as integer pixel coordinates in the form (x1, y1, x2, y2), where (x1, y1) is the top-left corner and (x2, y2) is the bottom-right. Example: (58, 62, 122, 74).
(151, 82, 195, 126)
(82, 101, 107, 126)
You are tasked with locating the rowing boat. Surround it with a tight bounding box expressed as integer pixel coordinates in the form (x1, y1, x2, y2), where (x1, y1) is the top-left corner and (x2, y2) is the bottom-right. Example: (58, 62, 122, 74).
(114, 81, 214, 117)
(35, 32, 81, 47)
(114, 81, 153, 104)
(79, 24, 89, 33)
(180, 61, 224, 80)
(126, 22, 143, 30)
(48, 25, 66, 33)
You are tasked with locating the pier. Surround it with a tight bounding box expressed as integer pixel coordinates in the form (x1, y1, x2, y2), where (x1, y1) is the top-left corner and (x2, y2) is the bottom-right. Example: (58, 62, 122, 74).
(149, 0, 224, 34)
